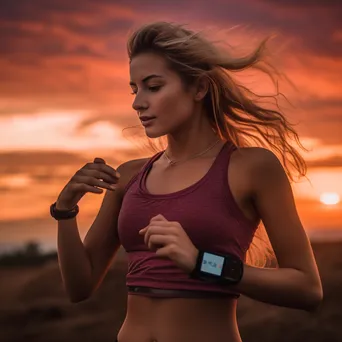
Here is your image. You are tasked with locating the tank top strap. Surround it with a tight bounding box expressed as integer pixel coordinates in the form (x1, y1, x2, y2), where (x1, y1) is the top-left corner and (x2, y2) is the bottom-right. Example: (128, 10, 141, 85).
(206, 140, 237, 179)
(144, 150, 165, 170)
(124, 142, 236, 194)
(124, 151, 164, 194)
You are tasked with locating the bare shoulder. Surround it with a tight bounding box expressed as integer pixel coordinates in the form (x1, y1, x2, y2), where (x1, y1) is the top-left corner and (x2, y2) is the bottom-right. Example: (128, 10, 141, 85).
(232, 146, 282, 170)
(116, 157, 150, 190)
(230, 147, 286, 194)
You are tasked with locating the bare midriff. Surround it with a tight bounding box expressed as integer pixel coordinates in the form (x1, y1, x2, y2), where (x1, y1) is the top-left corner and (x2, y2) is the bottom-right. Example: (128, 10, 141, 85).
(117, 293, 242, 342)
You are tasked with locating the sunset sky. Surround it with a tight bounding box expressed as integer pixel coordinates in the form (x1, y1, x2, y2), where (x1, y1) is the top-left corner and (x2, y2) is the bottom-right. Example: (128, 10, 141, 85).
(0, 0, 341, 253)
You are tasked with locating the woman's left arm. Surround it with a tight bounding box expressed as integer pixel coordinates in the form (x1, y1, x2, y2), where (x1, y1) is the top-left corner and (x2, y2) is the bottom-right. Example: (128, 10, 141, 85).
(231, 148, 323, 311)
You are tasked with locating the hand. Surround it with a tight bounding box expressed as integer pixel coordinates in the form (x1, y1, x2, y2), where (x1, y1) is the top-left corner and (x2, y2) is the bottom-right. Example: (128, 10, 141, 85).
(56, 157, 121, 210)
(139, 214, 199, 273)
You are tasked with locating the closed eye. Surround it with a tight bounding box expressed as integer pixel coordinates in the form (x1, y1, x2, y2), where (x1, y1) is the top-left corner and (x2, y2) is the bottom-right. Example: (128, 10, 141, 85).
(130, 86, 162, 95)
(149, 86, 161, 92)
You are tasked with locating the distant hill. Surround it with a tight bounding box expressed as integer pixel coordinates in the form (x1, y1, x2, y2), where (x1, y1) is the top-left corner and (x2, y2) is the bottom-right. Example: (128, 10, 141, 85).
(0, 241, 342, 341)
(0, 241, 57, 267)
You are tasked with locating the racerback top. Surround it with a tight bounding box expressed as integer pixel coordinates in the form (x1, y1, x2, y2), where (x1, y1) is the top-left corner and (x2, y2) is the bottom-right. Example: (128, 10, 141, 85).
(117, 141, 258, 298)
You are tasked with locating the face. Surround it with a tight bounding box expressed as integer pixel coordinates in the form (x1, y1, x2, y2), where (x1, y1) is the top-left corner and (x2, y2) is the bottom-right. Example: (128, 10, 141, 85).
(129, 52, 198, 138)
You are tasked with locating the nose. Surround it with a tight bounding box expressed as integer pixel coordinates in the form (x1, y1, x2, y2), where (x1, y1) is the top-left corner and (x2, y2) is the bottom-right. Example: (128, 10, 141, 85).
(132, 92, 148, 113)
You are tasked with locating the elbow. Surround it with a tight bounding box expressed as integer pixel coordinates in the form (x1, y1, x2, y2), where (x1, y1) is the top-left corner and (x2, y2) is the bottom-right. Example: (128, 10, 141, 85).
(68, 288, 92, 303)
(69, 293, 91, 303)
(304, 284, 324, 312)
(65, 281, 93, 304)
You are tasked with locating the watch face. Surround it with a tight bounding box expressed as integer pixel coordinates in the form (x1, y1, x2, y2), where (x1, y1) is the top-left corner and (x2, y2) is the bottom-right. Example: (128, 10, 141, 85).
(200, 252, 225, 276)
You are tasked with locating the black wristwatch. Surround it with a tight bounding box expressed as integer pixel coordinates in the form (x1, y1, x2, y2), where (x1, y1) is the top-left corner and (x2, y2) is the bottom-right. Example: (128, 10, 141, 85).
(190, 250, 244, 285)
(50, 202, 79, 220)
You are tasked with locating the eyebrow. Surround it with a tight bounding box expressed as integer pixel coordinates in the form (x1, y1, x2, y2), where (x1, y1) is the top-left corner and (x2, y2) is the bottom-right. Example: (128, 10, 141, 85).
(129, 74, 163, 86)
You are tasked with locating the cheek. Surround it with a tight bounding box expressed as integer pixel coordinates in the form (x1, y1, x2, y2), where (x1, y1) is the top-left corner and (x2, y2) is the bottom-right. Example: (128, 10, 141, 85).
(156, 89, 193, 120)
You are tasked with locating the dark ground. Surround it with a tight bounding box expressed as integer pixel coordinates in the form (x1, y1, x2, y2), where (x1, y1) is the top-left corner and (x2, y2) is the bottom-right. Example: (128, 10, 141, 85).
(0, 241, 341, 342)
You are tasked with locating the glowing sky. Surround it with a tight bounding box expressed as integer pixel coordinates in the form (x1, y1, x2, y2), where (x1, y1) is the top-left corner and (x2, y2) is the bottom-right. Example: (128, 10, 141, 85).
(0, 0, 341, 250)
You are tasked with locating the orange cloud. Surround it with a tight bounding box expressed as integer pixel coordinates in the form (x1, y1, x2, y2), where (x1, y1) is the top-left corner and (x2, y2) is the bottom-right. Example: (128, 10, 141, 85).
(0, 0, 341, 248)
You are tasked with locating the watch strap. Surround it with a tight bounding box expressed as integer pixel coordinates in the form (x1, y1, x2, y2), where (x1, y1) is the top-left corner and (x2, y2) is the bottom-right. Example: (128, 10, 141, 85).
(222, 256, 244, 285)
(50, 202, 79, 220)
(189, 250, 205, 279)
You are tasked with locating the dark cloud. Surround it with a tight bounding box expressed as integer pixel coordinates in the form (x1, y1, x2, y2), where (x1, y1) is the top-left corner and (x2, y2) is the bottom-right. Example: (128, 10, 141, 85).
(0, 186, 10, 193)
(299, 121, 342, 145)
(0, 23, 105, 58)
(76, 111, 138, 132)
(0, 217, 49, 231)
(0, 0, 206, 20)
(0, 147, 144, 178)
(300, 98, 342, 111)
(0, 0, 340, 99)
(64, 18, 134, 37)
(298, 98, 342, 125)
(0, 150, 88, 175)
(307, 156, 342, 168)
(0, 0, 341, 151)
(0, 0, 134, 35)
(259, 0, 342, 56)
(140, 0, 340, 58)
(0, 106, 41, 116)
(0, 58, 129, 112)
(259, 0, 342, 9)
(0, 0, 99, 21)
(1, 0, 340, 61)
(0, 1, 132, 74)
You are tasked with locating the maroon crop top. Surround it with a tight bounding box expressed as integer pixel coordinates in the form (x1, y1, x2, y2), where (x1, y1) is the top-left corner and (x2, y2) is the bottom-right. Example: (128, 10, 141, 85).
(117, 141, 258, 298)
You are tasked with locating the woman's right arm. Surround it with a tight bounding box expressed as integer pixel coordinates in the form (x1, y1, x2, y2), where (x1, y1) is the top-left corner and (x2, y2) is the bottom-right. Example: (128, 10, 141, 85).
(56, 158, 147, 303)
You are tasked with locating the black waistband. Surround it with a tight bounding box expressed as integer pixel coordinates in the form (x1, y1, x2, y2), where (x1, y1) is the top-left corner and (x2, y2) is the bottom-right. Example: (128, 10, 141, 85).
(127, 286, 238, 298)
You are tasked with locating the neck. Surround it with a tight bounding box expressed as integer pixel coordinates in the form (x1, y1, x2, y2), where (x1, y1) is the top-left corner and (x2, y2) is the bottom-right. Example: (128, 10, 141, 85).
(165, 116, 224, 161)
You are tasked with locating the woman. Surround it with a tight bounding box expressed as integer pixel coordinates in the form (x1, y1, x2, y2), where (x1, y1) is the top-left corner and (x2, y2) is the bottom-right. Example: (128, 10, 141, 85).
(51, 22, 323, 342)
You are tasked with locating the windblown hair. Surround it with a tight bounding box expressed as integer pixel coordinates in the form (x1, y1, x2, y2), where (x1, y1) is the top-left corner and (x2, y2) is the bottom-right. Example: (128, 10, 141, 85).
(126, 21, 308, 267)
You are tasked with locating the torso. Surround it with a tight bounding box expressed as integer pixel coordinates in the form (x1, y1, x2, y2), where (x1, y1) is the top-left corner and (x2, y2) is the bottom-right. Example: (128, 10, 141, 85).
(117, 142, 260, 342)
(144, 143, 259, 225)
(117, 295, 241, 342)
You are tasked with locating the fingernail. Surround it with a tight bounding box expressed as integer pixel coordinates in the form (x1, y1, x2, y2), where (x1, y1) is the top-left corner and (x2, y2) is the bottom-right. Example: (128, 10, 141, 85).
(110, 185, 117, 190)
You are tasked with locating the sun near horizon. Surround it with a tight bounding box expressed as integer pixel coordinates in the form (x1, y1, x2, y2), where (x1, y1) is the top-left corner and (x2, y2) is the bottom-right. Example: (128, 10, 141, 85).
(319, 192, 341, 206)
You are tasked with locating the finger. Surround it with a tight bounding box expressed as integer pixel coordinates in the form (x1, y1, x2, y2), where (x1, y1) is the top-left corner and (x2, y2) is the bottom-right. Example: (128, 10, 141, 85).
(144, 226, 173, 245)
(97, 164, 121, 179)
(142, 225, 172, 236)
(150, 214, 167, 222)
(71, 182, 104, 194)
(155, 245, 172, 258)
(94, 157, 106, 164)
(149, 234, 173, 245)
(76, 175, 117, 191)
(148, 235, 173, 250)
(144, 227, 154, 245)
(89, 161, 121, 179)
(148, 221, 171, 228)
(139, 226, 148, 235)
(147, 221, 178, 235)
(77, 166, 118, 185)
(85, 169, 118, 185)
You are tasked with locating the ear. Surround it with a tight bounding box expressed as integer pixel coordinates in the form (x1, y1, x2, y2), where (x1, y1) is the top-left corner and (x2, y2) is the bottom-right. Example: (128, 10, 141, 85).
(194, 76, 209, 102)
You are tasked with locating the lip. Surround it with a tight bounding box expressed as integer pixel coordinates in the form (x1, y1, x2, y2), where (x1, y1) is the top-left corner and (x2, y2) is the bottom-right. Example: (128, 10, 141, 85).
(140, 116, 155, 121)
(140, 116, 156, 126)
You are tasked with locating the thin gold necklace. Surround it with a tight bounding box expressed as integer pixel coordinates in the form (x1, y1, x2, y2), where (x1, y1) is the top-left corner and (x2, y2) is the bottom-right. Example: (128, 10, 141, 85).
(163, 139, 222, 166)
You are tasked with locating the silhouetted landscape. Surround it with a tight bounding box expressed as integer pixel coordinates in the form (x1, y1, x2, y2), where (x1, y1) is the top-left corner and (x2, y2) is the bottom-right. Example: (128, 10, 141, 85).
(0, 241, 341, 342)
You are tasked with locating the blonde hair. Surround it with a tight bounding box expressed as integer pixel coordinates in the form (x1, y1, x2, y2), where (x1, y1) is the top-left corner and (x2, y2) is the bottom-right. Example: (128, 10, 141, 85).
(126, 21, 308, 267)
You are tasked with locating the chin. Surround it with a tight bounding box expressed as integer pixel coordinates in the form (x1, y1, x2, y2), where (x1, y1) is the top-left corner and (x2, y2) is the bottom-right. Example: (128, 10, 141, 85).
(144, 127, 167, 139)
